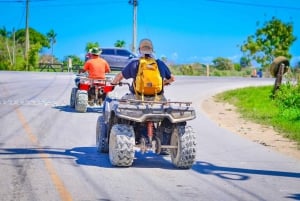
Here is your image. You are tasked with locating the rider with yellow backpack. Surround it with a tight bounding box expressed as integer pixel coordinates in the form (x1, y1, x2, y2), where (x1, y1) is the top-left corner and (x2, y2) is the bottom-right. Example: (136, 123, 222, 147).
(111, 38, 175, 100)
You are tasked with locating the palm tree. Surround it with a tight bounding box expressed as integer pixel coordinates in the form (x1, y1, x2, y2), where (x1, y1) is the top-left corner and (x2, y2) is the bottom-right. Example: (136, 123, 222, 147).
(46, 29, 57, 63)
(114, 40, 126, 48)
(85, 42, 99, 52)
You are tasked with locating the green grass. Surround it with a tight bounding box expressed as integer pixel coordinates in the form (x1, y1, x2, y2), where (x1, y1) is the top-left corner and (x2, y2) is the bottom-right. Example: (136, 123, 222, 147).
(214, 85, 300, 145)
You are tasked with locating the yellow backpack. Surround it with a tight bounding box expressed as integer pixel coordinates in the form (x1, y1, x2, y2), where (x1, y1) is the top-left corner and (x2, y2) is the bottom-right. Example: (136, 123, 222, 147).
(134, 57, 163, 96)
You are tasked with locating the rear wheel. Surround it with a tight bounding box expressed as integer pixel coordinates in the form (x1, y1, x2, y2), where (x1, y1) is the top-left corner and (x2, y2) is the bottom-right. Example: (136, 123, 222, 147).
(109, 124, 135, 167)
(170, 125, 196, 169)
(75, 90, 88, 113)
(96, 116, 108, 153)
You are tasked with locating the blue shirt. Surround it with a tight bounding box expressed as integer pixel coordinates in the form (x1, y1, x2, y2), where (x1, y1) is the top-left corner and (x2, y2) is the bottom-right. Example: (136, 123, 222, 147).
(121, 58, 172, 93)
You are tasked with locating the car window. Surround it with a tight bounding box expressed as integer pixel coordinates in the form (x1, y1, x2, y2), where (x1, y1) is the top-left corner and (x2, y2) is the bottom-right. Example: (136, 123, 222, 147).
(102, 49, 115, 55)
(116, 49, 131, 57)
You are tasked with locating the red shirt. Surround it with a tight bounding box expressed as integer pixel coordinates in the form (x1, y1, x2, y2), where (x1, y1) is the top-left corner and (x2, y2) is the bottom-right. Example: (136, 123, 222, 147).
(83, 57, 111, 79)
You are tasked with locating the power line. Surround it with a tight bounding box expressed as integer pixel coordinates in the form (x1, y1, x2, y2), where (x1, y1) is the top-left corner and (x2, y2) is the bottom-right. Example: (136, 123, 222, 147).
(0, 0, 126, 6)
(2, 0, 299, 10)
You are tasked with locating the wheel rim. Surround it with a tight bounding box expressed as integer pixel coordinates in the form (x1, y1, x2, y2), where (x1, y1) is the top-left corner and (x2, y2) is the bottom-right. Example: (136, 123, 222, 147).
(170, 130, 179, 159)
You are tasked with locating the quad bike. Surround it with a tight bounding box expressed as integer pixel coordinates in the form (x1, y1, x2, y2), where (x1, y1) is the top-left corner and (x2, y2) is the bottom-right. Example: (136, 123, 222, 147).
(96, 82, 197, 169)
(70, 74, 114, 113)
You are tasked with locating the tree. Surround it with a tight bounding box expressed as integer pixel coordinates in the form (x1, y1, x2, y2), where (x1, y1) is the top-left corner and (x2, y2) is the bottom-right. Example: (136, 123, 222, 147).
(212, 57, 234, 70)
(62, 55, 83, 66)
(28, 43, 42, 71)
(114, 40, 126, 48)
(0, 26, 13, 65)
(14, 28, 49, 69)
(15, 28, 49, 49)
(241, 17, 297, 69)
(85, 42, 99, 52)
(46, 29, 57, 63)
(240, 56, 251, 68)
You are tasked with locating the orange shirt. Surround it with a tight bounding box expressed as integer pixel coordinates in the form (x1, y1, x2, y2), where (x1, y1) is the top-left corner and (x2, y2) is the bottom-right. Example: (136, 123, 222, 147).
(83, 57, 111, 79)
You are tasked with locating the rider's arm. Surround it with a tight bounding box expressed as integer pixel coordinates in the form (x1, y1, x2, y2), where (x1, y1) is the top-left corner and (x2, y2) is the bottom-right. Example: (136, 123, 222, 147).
(163, 74, 175, 85)
(111, 72, 124, 85)
(111, 59, 139, 84)
(157, 59, 175, 85)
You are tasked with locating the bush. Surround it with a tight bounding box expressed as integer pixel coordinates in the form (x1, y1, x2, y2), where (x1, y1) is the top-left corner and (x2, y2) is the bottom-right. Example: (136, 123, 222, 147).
(274, 80, 300, 121)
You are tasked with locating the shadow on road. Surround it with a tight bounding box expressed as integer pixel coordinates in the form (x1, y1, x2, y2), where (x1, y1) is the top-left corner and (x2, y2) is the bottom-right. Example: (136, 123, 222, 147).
(0, 147, 173, 169)
(2, 146, 300, 178)
(192, 161, 300, 180)
(52, 105, 103, 113)
(285, 193, 300, 200)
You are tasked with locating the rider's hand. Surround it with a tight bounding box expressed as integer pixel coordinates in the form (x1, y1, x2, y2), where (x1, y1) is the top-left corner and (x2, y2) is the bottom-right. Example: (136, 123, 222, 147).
(78, 69, 85, 74)
(163, 80, 171, 86)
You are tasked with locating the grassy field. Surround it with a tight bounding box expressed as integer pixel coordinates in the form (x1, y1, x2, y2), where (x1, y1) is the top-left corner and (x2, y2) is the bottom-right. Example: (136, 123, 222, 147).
(214, 85, 300, 146)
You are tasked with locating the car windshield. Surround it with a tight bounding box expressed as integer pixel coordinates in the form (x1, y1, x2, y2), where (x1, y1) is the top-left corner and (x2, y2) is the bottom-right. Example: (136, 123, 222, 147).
(116, 49, 131, 57)
(101, 49, 114, 55)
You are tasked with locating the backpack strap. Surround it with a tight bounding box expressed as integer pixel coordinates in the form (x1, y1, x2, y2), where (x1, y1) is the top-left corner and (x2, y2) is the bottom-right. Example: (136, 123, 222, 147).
(134, 58, 144, 101)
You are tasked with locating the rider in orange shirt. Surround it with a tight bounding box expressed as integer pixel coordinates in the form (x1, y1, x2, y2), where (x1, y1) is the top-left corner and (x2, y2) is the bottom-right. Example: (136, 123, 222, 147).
(83, 47, 111, 79)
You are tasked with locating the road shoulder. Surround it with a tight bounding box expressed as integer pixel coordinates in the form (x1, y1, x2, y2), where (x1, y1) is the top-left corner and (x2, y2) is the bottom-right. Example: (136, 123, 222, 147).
(201, 96, 300, 160)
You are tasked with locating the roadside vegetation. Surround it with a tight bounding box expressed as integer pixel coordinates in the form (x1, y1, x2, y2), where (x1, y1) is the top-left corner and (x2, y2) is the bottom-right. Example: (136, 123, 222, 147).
(214, 74, 300, 146)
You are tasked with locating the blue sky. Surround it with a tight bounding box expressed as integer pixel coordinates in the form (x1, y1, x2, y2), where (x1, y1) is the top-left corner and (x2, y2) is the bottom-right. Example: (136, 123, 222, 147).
(1, 0, 300, 66)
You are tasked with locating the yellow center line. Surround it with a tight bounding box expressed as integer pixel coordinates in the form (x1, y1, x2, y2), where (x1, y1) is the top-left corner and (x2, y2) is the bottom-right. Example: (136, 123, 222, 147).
(15, 106, 73, 201)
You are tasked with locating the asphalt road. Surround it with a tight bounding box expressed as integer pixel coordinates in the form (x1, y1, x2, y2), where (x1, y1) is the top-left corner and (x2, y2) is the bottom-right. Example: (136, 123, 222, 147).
(0, 71, 299, 201)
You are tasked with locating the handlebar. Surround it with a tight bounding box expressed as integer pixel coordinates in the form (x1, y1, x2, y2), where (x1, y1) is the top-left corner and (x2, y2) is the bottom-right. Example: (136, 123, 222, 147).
(111, 82, 131, 88)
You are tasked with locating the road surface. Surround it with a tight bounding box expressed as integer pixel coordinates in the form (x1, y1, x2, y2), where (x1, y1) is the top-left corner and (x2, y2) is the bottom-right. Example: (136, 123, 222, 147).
(0, 71, 299, 201)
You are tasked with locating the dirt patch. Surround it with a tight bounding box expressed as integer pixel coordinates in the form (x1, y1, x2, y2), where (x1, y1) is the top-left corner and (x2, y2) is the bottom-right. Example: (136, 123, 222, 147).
(201, 96, 300, 160)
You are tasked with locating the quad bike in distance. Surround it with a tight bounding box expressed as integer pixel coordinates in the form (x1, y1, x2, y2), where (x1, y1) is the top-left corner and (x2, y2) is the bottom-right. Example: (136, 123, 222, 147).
(70, 74, 114, 113)
(96, 82, 197, 169)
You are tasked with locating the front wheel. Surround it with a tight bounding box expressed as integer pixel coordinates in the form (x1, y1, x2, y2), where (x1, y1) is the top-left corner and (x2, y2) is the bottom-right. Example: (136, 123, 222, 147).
(170, 125, 196, 169)
(109, 124, 135, 167)
(96, 116, 108, 153)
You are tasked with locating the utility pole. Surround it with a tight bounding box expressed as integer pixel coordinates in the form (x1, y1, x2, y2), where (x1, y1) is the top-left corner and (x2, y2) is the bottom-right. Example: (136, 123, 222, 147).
(129, 0, 138, 53)
(25, 0, 30, 70)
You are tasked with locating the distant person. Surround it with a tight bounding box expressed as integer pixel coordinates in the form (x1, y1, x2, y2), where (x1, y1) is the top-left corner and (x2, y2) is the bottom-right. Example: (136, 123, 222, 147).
(82, 47, 111, 79)
(257, 69, 263, 78)
(251, 68, 257, 78)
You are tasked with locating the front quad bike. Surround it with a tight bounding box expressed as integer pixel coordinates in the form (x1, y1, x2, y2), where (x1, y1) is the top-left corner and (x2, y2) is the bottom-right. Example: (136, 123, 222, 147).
(96, 83, 197, 169)
(70, 75, 114, 113)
